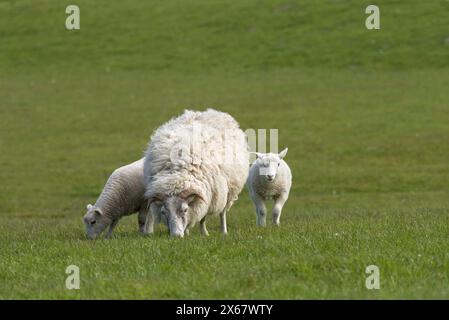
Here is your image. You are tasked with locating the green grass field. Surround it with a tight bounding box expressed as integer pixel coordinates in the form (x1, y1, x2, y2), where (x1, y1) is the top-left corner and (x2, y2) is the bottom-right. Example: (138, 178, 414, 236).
(1, 0, 449, 299)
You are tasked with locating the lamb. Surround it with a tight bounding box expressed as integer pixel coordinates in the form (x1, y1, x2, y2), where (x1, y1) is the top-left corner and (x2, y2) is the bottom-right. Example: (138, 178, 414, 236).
(143, 108, 249, 237)
(247, 148, 292, 226)
(83, 158, 149, 239)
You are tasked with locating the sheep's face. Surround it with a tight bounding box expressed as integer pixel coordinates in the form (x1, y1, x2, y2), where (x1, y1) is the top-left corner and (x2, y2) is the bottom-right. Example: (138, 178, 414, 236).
(161, 196, 191, 238)
(83, 204, 109, 239)
(255, 148, 288, 182)
(148, 189, 206, 238)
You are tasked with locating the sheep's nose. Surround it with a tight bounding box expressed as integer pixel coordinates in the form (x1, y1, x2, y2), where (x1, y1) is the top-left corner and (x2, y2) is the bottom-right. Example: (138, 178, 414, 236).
(266, 175, 274, 181)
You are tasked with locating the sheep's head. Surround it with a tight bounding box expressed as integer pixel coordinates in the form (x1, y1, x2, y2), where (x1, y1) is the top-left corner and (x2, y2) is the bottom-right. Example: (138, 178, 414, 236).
(254, 148, 288, 182)
(149, 189, 206, 238)
(83, 204, 109, 239)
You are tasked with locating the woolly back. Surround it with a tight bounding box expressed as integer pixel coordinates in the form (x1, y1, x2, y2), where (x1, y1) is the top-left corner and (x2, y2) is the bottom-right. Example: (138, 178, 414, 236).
(145, 109, 247, 173)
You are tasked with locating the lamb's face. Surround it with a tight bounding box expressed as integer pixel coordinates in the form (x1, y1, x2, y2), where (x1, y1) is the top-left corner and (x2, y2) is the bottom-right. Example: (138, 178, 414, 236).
(161, 196, 190, 238)
(83, 204, 109, 239)
(255, 148, 288, 182)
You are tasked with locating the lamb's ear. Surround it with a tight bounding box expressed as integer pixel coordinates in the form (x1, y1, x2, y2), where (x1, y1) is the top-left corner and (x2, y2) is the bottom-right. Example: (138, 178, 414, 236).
(250, 152, 264, 159)
(86, 204, 93, 211)
(94, 208, 103, 217)
(278, 148, 288, 159)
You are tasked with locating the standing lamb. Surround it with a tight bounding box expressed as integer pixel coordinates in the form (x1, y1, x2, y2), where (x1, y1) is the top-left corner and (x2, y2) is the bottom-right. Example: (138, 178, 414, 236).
(247, 148, 292, 226)
(83, 158, 149, 239)
(143, 109, 249, 237)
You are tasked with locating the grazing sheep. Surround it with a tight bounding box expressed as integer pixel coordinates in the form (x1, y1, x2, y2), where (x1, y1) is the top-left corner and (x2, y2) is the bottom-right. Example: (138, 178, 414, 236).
(143, 109, 249, 237)
(247, 148, 292, 226)
(83, 158, 148, 239)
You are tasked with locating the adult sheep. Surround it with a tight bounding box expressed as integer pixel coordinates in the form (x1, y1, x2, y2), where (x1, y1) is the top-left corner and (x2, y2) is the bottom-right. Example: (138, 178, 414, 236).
(143, 109, 249, 237)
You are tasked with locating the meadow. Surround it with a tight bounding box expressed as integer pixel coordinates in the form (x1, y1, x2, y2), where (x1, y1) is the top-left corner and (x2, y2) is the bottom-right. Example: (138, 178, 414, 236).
(0, 0, 448, 299)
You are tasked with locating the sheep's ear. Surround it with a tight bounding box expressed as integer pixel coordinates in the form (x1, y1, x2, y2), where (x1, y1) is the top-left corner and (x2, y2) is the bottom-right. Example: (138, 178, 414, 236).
(147, 193, 164, 204)
(86, 204, 93, 211)
(278, 148, 288, 159)
(195, 193, 206, 203)
(180, 189, 206, 204)
(186, 193, 205, 204)
(185, 194, 196, 204)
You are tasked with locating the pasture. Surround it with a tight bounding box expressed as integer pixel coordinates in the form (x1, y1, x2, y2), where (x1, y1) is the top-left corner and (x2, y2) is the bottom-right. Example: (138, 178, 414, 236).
(0, 0, 448, 299)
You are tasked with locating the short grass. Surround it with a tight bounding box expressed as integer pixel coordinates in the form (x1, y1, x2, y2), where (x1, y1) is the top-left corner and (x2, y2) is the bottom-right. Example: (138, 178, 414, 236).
(0, 0, 449, 299)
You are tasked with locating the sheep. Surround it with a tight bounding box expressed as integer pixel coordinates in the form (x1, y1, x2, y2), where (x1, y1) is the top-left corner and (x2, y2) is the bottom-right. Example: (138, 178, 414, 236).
(83, 158, 149, 239)
(247, 148, 292, 226)
(143, 108, 249, 237)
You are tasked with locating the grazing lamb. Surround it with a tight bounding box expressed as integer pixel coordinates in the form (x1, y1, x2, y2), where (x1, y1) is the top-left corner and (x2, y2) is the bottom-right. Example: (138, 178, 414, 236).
(143, 109, 249, 237)
(83, 158, 149, 239)
(247, 148, 292, 226)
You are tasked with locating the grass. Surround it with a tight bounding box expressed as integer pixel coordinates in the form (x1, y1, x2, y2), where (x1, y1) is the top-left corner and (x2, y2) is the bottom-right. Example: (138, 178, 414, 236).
(0, 0, 449, 299)
(1, 0, 449, 73)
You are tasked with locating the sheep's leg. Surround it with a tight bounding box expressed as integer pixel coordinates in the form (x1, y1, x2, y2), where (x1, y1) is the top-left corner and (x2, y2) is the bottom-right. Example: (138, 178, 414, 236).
(220, 196, 236, 235)
(105, 219, 119, 239)
(143, 210, 155, 235)
(272, 193, 288, 226)
(220, 210, 228, 235)
(253, 194, 267, 227)
(185, 228, 190, 236)
(200, 217, 209, 236)
(137, 208, 147, 234)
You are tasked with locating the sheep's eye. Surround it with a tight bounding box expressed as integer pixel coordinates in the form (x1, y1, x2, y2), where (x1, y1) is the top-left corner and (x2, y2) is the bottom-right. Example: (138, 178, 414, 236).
(90, 220, 96, 225)
(278, 163, 280, 167)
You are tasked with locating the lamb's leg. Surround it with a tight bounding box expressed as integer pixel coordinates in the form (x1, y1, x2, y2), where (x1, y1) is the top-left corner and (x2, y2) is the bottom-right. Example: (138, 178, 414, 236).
(137, 208, 147, 234)
(220, 210, 228, 235)
(272, 193, 288, 226)
(105, 219, 119, 239)
(200, 217, 209, 236)
(253, 194, 267, 227)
